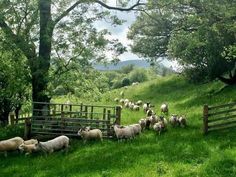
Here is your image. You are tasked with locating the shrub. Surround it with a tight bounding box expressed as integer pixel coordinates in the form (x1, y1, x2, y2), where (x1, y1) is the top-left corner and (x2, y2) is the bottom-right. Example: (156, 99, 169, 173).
(129, 68, 148, 83)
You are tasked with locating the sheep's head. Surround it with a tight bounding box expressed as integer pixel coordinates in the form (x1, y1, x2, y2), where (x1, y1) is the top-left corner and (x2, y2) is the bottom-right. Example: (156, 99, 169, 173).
(18, 143, 25, 152)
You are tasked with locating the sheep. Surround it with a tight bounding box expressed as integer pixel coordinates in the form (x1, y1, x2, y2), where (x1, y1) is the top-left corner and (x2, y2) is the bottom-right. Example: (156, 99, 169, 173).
(114, 98, 119, 102)
(124, 102, 130, 108)
(153, 122, 165, 135)
(23, 139, 38, 145)
(129, 102, 135, 110)
(143, 102, 151, 112)
(77, 128, 103, 143)
(159, 116, 168, 127)
(129, 124, 142, 135)
(124, 99, 129, 105)
(132, 82, 139, 86)
(35, 135, 69, 154)
(120, 99, 125, 105)
(113, 124, 134, 141)
(161, 103, 169, 114)
(133, 105, 140, 111)
(0, 137, 24, 156)
(139, 118, 146, 131)
(136, 100, 143, 106)
(18, 143, 38, 155)
(145, 117, 151, 129)
(146, 109, 154, 117)
(178, 116, 187, 127)
(169, 114, 179, 127)
(149, 114, 158, 127)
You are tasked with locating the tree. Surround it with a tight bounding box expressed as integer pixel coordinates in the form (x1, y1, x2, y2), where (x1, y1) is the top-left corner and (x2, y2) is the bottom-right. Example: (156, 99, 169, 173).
(128, 0, 236, 84)
(0, 0, 145, 106)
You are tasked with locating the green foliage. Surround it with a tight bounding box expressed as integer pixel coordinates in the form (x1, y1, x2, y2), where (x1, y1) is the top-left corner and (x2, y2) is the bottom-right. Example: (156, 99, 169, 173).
(119, 64, 135, 74)
(129, 0, 236, 84)
(129, 68, 148, 83)
(121, 77, 130, 86)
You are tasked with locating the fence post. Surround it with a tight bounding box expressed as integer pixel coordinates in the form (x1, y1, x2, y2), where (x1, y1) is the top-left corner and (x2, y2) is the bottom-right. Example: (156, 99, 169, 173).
(61, 105, 65, 132)
(10, 113, 15, 125)
(107, 110, 111, 137)
(24, 118, 31, 139)
(203, 105, 209, 134)
(115, 106, 121, 125)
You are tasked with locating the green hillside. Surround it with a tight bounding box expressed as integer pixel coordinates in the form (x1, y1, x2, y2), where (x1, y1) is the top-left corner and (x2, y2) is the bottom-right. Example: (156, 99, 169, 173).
(1, 75, 236, 177)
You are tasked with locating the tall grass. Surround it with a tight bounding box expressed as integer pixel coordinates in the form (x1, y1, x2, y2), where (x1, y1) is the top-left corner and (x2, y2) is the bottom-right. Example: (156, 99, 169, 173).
(1, 75, 236, 177)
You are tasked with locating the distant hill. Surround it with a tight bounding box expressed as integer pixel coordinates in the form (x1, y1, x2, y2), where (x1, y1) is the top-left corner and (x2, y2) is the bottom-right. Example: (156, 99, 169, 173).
(93, 60, 150, 71)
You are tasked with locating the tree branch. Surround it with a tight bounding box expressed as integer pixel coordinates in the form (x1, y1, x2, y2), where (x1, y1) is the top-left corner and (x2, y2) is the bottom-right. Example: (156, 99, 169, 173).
(95, 0, 146, 11)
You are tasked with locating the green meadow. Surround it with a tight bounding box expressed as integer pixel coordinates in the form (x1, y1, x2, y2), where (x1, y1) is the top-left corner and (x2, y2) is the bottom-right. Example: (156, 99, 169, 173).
(1, 75, 236, 177)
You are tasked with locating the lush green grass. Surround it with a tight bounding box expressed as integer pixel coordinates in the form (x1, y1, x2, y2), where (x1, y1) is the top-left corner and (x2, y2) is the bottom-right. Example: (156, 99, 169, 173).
(1, 75, 236, 177)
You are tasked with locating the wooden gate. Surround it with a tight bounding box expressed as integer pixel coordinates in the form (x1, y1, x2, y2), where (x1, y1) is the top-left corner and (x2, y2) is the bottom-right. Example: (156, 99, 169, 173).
(31, 102, 121, 138)
(203, 102, 236, 134)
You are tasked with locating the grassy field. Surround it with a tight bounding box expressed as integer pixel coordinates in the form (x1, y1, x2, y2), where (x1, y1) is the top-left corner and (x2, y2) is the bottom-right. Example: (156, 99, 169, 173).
(1, 75, 236, 177)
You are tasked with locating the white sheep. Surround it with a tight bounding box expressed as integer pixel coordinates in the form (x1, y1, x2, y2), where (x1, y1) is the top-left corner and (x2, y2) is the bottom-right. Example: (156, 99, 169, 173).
(145, 117, 151, 129)
(149, 114, 158, 127)
(120, 99, 125, 105)
(178, 116, 187, 127)
(139, 118, 146, 131)
(18, 143, 38, 155)
(169, 115, 179, 127)
(113, 125, 134, 141)
(129, 124, 142, 135)
(133, 105, 140, 111)
(129, 102, 135, 110)
(153, 122, 165, 135)
(159, 116, 168, 127)
(143, 102, 151, 112)
(124, 102, 130, 108)
(35, 135, 69, 154)
(24, 139, 38, 145)
(136, 100, 143, 106)
(124, 99, 129, 104)
(77, 128, 103, 143)
(161, 103, 169, 114)
(114, 98, 119, 102)
(146, 109, 154, 117)
(0, 137, 24, 156)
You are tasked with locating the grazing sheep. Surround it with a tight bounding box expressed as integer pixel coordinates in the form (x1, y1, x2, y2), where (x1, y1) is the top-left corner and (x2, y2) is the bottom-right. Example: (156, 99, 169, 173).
(136, 100, 143, 106)
(159, 116, 168, 127)
(18, 143, 38, 155)
(143, 102, 151, 112)
(124, 102, 130, 108)
(153, 122, 165, 135)
(113, 125, 134, 141)
(0, 137, 24, 156)
(133, 105, 140, 111)
(114, 98, 119, 102)
(124, 99, 129, 104)
(35, 135, 69, 154)
(77, 128, 103, 143)
(161, 103, 169, 114)
(24, 139, 38, 145)
(129, 102, 135, 110)
(120, 99, 125, 105)
(149, 114, 158, 127)
(145, 117, 151, 129)
(146, 109, 154, 117)
(129, 124, 142, 135)
(169, 114, 179, 127)
(178, 116, 187, 127)
(139, 118, 146, 131)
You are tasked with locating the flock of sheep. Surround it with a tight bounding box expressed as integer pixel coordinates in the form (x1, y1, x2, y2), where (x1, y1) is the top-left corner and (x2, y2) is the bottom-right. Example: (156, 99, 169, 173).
(0, 92, 187, 156)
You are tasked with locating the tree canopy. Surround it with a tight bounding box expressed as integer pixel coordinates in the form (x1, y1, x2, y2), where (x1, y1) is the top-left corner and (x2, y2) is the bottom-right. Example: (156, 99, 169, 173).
(128, 0, 236, 84)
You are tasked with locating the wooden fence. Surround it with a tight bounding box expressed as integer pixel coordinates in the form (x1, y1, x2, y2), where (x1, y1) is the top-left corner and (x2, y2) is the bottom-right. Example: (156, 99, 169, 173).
(31, 102, 121, 138)
(203, 102, 236, 134)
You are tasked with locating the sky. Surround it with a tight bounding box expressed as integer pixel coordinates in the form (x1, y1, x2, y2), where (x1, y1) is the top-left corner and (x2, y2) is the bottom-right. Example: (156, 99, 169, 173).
(94, 0, 178, 69)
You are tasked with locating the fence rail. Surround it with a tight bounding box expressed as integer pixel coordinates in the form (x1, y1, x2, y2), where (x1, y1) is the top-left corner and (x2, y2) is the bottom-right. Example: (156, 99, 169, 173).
(203, 102, 236, 134)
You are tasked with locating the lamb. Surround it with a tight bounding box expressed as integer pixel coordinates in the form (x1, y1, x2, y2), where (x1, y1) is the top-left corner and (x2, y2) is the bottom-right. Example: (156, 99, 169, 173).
(35, 135, 69, 154)
(0, 137, 24, 156)
(113, 124, 134, 141)
(146, 109, 154, 117)
(178, 116, 187, 127)
(159, 116, 168, 127)
(18, 143, 38, 155)
(139, 118, 146, 131)
(153, 122, 165, 135)
(133, 105, 140, 111)
(149, 114, 158, 127)
(129, 124, 142, 135)
(77, 128, 103, 143)
(161, 103, 169, 114)
(169, 114, 179, 127)
(23, 139, 38, 145)
(129, 102, 135, 110)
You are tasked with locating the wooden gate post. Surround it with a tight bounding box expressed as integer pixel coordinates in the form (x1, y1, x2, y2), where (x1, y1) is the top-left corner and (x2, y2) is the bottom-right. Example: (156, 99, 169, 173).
(115, 106, 121, 125)
(24, 118, 31, 139)
(9, 113, 15, 125)
(203, 105, 209, 135)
